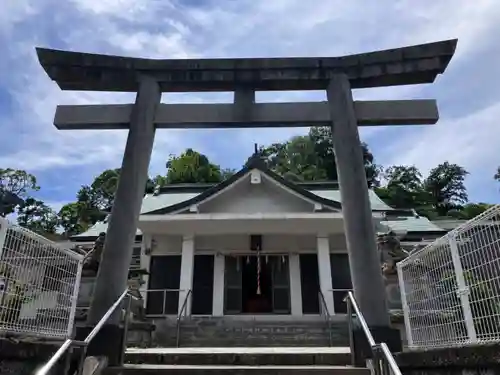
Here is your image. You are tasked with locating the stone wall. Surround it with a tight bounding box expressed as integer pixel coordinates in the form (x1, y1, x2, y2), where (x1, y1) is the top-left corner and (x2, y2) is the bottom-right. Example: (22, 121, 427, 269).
(395, 343, 500, 375)
(153, 316, 349, 347)
(0, 340, 63, 375)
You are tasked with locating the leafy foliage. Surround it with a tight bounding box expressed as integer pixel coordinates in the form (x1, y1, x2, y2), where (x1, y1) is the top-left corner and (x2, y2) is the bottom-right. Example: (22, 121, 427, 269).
(166, 148, 224, 184)
(376, 166, 426, 209)
(0, 168, 40, 217)
(3, 138, 497, 237)
(375, 162, 473, 219)
(17, 197, 58, 234)
(250, 127, 380, 186)
(58, 202, 87, 236)
(424, 162, 469, 216)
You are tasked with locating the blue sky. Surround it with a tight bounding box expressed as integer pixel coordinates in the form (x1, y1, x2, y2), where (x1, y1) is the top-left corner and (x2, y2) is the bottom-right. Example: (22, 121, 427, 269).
(1, 0, 500, 213)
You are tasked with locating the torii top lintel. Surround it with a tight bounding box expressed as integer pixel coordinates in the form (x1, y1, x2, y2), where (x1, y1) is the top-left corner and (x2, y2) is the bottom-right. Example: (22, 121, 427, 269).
(36, 39, 457, 93)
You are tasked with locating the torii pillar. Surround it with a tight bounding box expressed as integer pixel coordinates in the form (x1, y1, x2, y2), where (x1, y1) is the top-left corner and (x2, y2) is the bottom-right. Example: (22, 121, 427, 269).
(86, 75, 161, 361)
(36, 38, 457, 364)
(327, 74, 396, 363)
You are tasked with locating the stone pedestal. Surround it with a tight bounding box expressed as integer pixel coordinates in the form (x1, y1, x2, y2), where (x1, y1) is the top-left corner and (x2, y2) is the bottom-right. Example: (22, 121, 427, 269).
(384, 273, 402, 311)
(352, 325, 402, 367)
(74, 325, 124, 367)
(77, 275, 96, 307)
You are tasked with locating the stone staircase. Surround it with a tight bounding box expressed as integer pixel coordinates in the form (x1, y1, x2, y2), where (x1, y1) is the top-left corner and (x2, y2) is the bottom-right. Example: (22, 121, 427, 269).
(101, 318, 365, 374)
(152, 316, 350, 347)
(104, 347, 368, 375)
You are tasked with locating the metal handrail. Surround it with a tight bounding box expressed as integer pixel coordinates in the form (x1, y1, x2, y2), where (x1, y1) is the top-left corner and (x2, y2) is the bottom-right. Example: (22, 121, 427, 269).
(345, 291, 402, 375)
(176, 289, 192, 348)
(318, 290, 333, 347)
(36, 288, 135, 375)
(36, 339, 73, 375)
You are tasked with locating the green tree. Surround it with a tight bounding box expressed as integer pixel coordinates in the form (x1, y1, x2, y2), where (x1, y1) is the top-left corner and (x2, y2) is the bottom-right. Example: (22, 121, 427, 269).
(87, 168, 121, 211)
(221, 168, 236, 180)
(17, 198, 58, 234)
(146, 175, 169, 194)
(309, 127, 380, 187)
(71, 168, 162, 231)
(72, 169, 122, 229)
(424, 162, 469, 216)
(252, 129, 379, 186)
(166, 149, 223, 184)
(446, 203, 493, 220)
(0, 169, 40, 217)
(75, 185, 107, 227)
(376, 165, 427, 209)
(251, 136, 327, 181)
(58, 202, 87, 236)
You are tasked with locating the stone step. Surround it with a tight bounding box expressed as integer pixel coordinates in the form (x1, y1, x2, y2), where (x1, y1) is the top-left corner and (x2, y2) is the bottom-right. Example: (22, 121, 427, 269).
(173, 339, 335, 348)
(125, 347, 352, 366)
(152, 317, 349, 347)
(105, 364, 369, 375)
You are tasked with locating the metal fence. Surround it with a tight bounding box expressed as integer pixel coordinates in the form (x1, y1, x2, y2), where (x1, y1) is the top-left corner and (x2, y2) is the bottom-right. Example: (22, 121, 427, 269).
(397, 205, 500, 349)
(0, 217, 83, 340)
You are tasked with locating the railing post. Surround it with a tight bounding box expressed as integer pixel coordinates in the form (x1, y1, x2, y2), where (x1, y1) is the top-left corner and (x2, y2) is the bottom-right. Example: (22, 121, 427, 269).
(449, 234, 478, 343)
(0, 217, 8, 260)
(76, 345, 88, 375)
(68, 258, 84, 337)
(120, 295, 132, 366)
(62, 346, 73, 375)
(163, 290, 167, 315)
(396, 263, 414, 348)
(347, 298, 355, 367)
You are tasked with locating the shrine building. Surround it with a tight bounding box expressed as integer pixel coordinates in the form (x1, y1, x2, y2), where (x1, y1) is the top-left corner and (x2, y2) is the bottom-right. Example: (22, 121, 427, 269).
(70, 159, 447, 318)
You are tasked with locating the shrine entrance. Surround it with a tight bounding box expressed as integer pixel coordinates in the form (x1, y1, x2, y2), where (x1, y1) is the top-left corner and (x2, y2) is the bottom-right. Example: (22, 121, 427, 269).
(224, 255, 291, 315)
(37, 39, 456, 360)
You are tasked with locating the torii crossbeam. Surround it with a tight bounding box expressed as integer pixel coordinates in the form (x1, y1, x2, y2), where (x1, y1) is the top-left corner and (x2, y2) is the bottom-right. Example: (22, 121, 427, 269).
(54, 100, 438, 130)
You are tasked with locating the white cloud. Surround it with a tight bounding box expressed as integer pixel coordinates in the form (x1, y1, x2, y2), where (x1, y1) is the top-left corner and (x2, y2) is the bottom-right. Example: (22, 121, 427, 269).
(0, 0, 35, 34)
(68, 0, 173, 19)
(1, 0, 500, 207)
(380, 100, 500, 176)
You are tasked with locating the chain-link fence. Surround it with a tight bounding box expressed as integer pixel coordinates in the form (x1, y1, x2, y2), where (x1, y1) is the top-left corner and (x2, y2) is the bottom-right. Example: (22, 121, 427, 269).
(0, 217, 83, 339)
(397, 205, 500, 349)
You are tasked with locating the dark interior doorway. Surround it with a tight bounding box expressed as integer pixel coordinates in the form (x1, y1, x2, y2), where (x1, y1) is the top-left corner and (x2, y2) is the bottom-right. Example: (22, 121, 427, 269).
(224, 255, 290, 314)
(299, 254, 320, 314)
(146, 255, 181, 315)
(192, 255, 214, 315)
(242, 256, 273, 313)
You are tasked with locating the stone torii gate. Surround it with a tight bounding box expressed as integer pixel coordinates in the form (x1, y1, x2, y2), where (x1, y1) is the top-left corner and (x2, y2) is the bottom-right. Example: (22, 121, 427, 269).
(36, 39, 456, 362)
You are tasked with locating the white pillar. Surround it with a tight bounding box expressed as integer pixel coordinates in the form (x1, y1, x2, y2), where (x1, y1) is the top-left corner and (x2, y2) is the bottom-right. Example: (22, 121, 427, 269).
(178, 235, 195, 316)
(317, 235, 335, 314)
(212, 254, 225, 316)
(289, 253, 303, 316)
